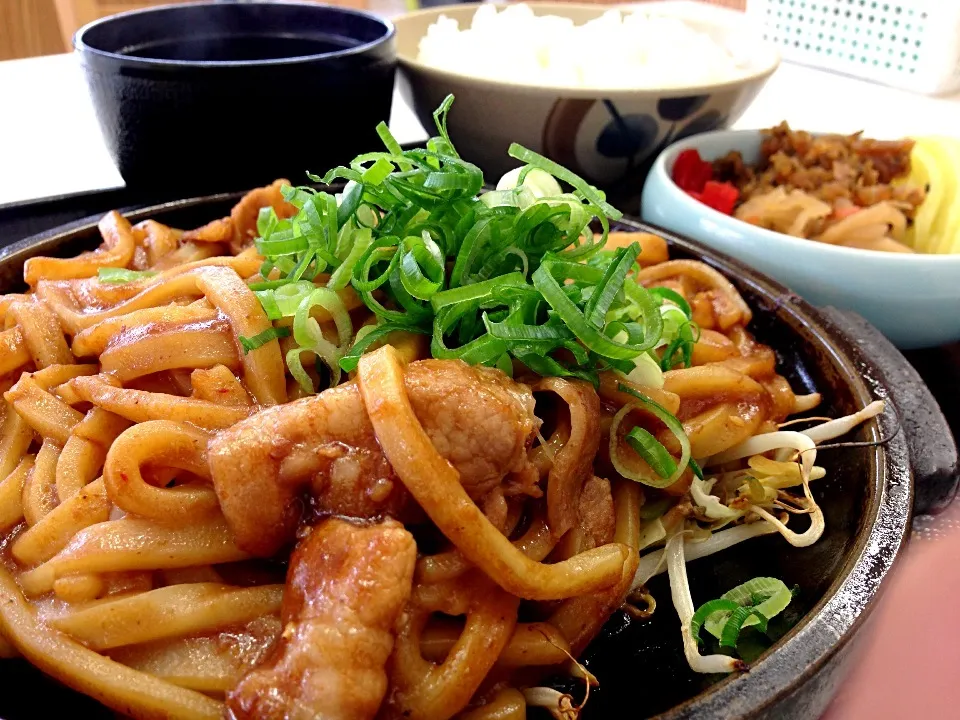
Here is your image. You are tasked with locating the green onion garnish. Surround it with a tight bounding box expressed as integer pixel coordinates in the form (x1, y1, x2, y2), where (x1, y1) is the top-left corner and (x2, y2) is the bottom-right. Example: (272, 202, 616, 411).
(689, 458, 705, 481)
(625, 427, 678, 480)
(719, 605, 769, 648)
(97, 268, 158, 284)
(690, 599, 739, 644)
(610, 382, 692, 488)
(238, 326, 290, 353)
(647, 287, 698, 370)
(660, 320, 698, 371)
(287, 288, 352, 393)
(693, 577, 797, 653)
(247, 94, 673, 393)
(649, 286, 692, 319)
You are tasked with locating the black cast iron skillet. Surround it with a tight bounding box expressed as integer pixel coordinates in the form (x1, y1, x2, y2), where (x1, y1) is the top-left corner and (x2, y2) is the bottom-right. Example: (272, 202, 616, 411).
(0, 194, 954, 720)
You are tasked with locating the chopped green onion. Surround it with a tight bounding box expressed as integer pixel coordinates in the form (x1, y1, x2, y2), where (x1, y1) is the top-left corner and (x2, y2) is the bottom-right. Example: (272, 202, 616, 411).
(625, 427, 678, 480)
(257, 206, 279, 238)
(610, 383, 692, 488)
(274, 281, 316, 317)
(494, 353, 514, 376)
(362, 157, 395, 185)
(623, 351, 664, 389)
(249, 279, 291, 291)
(353, 243, 400, 294)
(584, 242, 641, 327)
(533, 263, 645, 361)
(649, 286, 692, 319)
(255, 228, 310, 257)
(430, 272, 527, 311)
(254, 289, 282, 321)
(507, 144, 620, 220)
(431, 315, 508, 365)
(328, 227, 372, 291)
(246, 94, 668, 394)
(398, 233, 445, 300)
(660, 320, 697, 371)
(719, 606, 769, 648)
(480, 187, 536, 210)
(721, 577, 786, 607)
(375, 122, 410, 172)
(238, 326, 290, 353)
(701, 577, 796, 644)
(97, 268, 157, 284)
(285, 347, 320, 395)
(690, 599, 739, 644)
(432, 94, 458, 155)
(337, 181, 364, 228)
(286, 288, 352, 393)
(689, 458, 705, 481)
(339, 324, 430, 373)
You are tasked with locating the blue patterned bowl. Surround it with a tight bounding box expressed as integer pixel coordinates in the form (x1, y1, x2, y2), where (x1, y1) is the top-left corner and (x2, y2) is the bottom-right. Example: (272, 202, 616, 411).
(641, 129, 960, 349)
(393, 3, 779, 190)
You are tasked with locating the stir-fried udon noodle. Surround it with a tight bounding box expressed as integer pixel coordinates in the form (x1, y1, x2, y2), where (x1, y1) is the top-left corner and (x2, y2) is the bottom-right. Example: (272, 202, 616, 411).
(0, 103, 882, 720)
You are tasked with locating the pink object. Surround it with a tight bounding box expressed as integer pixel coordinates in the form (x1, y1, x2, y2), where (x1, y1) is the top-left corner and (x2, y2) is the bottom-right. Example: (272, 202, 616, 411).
(823, 508, 960, 719)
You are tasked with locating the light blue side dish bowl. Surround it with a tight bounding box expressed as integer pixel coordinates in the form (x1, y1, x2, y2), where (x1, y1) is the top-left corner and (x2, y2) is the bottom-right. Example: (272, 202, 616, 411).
(641, 129, 960, 349)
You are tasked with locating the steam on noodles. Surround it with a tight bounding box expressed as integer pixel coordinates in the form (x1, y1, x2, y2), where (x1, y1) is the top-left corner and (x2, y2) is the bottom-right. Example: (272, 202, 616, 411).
(0, 97, 881, 720)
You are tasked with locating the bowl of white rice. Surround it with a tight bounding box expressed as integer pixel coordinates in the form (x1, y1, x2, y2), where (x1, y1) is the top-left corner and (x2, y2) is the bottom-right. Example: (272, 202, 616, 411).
(394, 2, 779, 194)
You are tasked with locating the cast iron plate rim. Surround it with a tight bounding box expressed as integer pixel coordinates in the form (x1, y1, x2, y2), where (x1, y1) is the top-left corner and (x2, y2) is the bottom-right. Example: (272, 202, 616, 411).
(0, 194, 913, 720)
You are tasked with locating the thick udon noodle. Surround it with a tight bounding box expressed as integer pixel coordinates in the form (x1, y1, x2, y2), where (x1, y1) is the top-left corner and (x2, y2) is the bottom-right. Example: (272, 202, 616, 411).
(0, 185, 840, 719)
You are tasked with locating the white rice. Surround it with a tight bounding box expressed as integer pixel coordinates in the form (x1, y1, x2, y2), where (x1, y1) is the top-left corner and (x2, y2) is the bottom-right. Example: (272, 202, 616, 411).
(416, 3, 749, 90)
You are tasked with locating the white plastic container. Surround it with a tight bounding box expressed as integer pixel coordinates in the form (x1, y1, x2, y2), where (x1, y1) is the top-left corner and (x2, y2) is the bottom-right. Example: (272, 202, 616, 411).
(745, 0, 960, 95)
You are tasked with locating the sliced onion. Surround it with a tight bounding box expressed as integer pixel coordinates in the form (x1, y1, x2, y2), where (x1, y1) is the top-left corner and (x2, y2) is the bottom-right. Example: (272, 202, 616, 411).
(706, 431, 817, 485)
(633, 521, 778, 590)
(691, 477, 742, 521)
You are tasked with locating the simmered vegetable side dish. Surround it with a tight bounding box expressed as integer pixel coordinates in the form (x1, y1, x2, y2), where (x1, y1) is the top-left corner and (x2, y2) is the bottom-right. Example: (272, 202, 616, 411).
(675, 122, 960, 254)
(0, 97, 882, 720)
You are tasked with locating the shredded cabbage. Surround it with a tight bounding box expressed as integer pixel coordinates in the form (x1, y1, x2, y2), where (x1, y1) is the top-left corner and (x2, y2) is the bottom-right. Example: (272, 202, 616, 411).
(691, 477, 741, 521)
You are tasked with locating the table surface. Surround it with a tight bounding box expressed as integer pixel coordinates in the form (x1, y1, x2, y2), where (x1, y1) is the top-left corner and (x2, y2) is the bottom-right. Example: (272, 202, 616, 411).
(3, 47, 960, 208)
